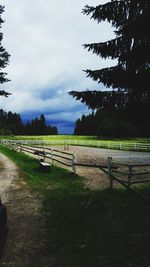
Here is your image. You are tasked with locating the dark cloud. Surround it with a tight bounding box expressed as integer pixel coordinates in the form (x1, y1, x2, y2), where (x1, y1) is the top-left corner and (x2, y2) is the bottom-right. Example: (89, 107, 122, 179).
(1, 0, 115, 134)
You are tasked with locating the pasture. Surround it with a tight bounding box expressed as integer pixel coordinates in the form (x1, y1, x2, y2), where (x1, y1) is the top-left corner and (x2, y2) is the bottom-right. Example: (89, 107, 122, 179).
(1, 135, 150, 151)
(1, 134, 150, 142)
(0, 145, 150, 266)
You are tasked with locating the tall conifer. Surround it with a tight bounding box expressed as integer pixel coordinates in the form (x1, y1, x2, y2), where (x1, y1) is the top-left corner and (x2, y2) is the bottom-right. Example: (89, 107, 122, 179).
(0, 5, 10, 97)
(69, 0, 150, 110)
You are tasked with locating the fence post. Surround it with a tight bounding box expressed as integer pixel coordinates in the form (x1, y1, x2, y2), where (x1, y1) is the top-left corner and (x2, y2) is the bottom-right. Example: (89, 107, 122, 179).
(108, 156, 113, 189)
(64, 140, 67, 150)
(120, 143, 122, 150)
(20, 144, 22, 153)
(64, 140, 69, 150)
(43, 145, 45, 162)
(128, 166, 132, 187)
(72, 150, 76, 175)
(67, 140, 70, 150)
(134, 143, 137, 150)
(51, 148, 54, 165)
(16, 143, 19, 152)
(66, 141, 69, 150)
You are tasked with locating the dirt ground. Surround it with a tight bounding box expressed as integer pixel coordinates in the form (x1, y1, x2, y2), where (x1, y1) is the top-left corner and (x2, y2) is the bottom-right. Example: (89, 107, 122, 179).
(0, 153, 51, 267)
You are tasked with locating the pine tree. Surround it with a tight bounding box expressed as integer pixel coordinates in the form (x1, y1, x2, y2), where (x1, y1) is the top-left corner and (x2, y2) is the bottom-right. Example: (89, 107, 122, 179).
(39, 114, 47, 135)
(0, 5, 10, 97)
(69, 0, 150, 110)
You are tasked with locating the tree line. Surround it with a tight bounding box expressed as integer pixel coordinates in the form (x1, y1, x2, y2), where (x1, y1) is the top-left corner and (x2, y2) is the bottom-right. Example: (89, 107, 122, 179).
(0, 109, 58, 136)
(74, 95, 150, 137)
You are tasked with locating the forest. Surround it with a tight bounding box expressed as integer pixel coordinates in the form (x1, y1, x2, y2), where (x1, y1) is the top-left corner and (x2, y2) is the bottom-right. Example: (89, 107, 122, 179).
(0, 109, 57, 135)
(74, 96, 150, 137)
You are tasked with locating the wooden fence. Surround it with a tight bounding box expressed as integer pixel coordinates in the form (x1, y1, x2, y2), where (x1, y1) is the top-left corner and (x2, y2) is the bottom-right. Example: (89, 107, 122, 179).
(1, 140, 150, 191)
(3, 141, 77, 174)
(108, 157, 150, 189)
(1, 140, 112, 176)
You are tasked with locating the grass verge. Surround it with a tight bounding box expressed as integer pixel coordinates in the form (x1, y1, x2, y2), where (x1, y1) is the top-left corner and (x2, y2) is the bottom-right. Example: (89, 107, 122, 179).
(0, 145, 150, 267)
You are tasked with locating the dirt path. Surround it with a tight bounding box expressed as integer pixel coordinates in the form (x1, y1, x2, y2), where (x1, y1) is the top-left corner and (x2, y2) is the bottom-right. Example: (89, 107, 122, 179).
(0, 153, 16, 201)
(0, 153, 50, 267)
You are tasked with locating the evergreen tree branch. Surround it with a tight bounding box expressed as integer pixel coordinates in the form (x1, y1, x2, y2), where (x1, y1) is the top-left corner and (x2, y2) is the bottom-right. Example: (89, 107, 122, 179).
(0, 5, 11, 97)
(84, 37, 150, 64)
(82, 2, 129, 27)
(83, 1, 150, 29)
(0, 90, 11, 97)
(84, 66, 150, 94)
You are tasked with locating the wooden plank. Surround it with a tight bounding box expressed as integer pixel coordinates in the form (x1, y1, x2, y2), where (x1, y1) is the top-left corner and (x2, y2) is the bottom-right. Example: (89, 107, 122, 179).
(112, 169, 129, 175)
(53, 148, 73, 156)
(131, 179, 150, 184)
(51, 157, 72, 167)
(112, 161, 150, 167)
(75, 163, 117, 169)
(131, 171, 150, 176)
(52, 153, 72, 161)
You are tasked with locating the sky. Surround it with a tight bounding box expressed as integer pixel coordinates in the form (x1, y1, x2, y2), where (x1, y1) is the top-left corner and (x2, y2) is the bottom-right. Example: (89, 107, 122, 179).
(0, 0, 115, 134)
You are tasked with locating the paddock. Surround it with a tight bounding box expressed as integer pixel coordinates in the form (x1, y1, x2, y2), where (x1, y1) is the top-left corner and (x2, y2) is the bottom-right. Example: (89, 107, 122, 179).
(1, 140, 150, 192)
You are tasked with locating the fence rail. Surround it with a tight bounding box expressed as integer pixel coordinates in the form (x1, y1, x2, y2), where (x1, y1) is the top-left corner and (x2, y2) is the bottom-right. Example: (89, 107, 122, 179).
(2, 141, 77, 174)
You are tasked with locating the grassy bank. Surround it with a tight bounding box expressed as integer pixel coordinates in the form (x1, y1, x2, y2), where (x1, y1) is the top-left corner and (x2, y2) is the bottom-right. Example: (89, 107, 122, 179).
(0, 145, 150, 267)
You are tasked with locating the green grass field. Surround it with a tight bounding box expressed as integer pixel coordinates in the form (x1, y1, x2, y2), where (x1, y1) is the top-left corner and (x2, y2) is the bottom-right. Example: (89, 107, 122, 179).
(0, 145, 150, 266)
(1, 135, 150, 151)
(1, 134, 97, 141)
(1, 134, 150, 142)
(1, 135, 150, 144)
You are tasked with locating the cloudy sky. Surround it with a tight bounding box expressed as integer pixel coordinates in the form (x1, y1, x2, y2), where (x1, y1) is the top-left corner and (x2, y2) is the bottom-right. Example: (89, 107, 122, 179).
(0, 0, 115, 133)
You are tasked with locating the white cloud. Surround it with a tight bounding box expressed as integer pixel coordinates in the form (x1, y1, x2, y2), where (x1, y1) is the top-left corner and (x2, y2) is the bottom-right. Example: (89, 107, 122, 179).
(0, 0, 115, 133)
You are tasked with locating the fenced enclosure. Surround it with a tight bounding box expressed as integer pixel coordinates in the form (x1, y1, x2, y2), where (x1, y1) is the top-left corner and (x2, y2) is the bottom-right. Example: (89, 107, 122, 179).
(1, 138, 150, 151)
(108, 157, 150, 188)
(1, 140, 150, 191)
(14, 143, 76, 174)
